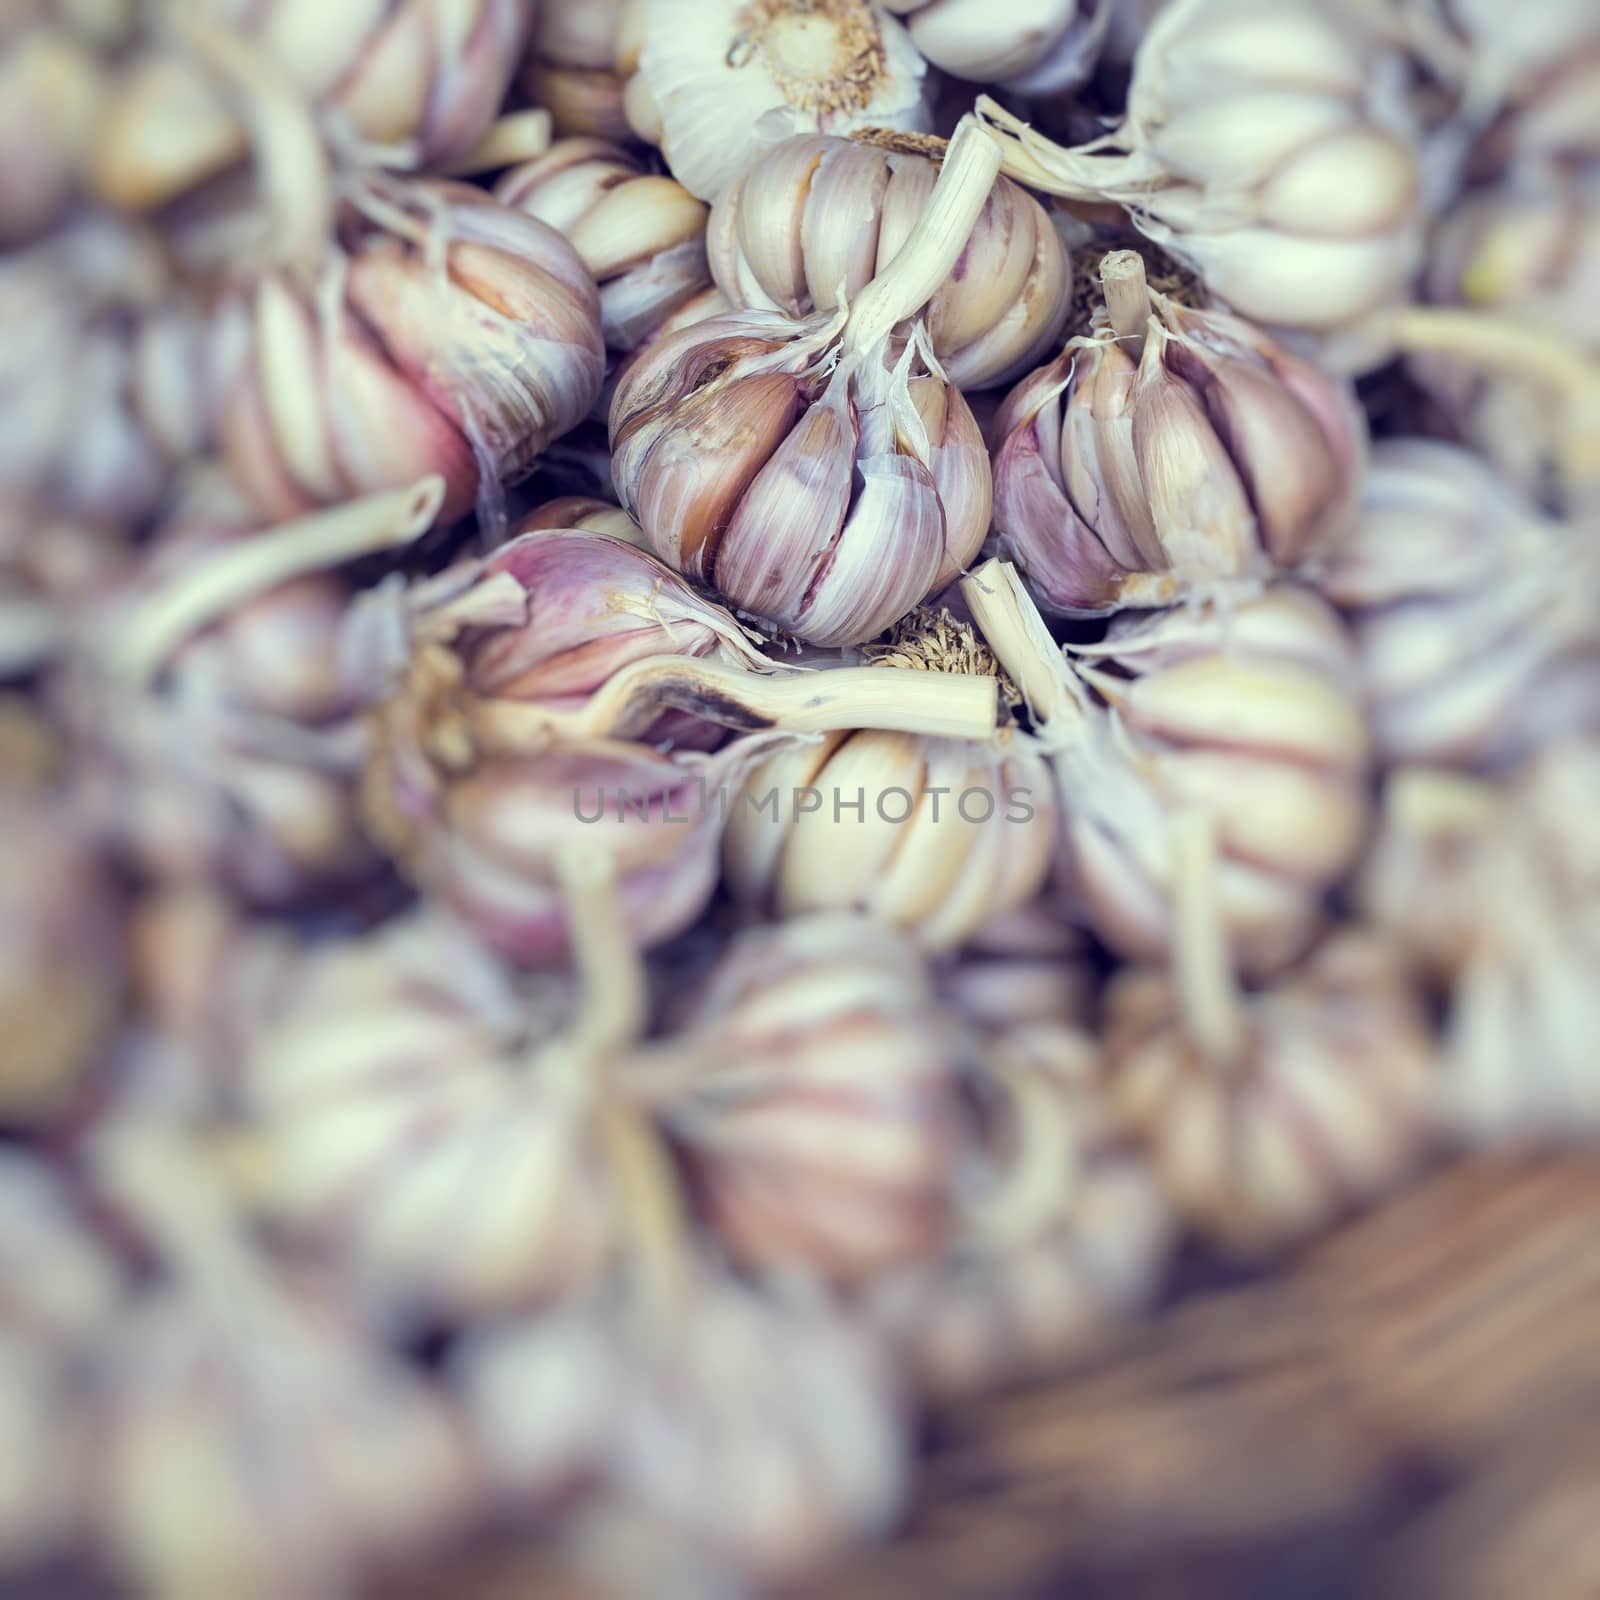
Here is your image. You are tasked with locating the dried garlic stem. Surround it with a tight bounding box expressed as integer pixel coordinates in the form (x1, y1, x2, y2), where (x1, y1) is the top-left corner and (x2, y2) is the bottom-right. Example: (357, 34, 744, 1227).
(113, 476, 445, 685)
(975, 94, 1151, 204)
(1169, 809, 1245, 1066)
(436, 110, 554, 177)
(555, 848, 647, 1063)
(841, 112, 1004, 359)
(1101, 249, 1151, 361)
(471, 658, 999, 748)
(960, 558, 1089, 734)
(964, 1058, 1080, 1247)
(1375, 308, 1600, 484)
(164, 0, 332, 276)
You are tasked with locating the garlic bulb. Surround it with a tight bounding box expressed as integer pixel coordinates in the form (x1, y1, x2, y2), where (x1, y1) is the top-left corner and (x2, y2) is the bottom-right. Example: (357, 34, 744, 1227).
(219, 180, 605, 524)
(882, 0, 1111, 93)
(522, 0, 633, 142)
(1107, 927, 1437, 1253)
(628, 914, 964, 1280)
(722, 728, 1055, 950)
(707, 132, 1071, 387)
(966, 560, 1372, 977)
(1316, 439, 1600, 769)
(83, 1127, 479, 1600)
(978, 0, 1426, 349)
(456, 1273, 907, 1586)
(0, 218, 213, 530)
(496, 137, 712, 352)
(93, 0, 536, 212)
(0, 17, 103, 242)
(235, 912, 617, 1324)
(868, 1020, 1172, 1397)
(990, 251, 1366, 615)
(1443, 739, 1600, 1143)
(631, 0, 934, 201)
(611, 117, 1005, 645)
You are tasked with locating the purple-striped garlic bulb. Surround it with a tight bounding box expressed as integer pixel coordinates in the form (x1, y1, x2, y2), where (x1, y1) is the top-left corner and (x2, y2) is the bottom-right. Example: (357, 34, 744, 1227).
(965, 560, 1372, 976)
(626, 0, 934, 201)
(990, 250, 1366, 615)
(232, 910, 617, 1325)
(610, 115, 1003, 646)
(456, 1271, 908, 1586)
(627, 914, 964, 1281)
(722, 728, 1055, 950)
(882, 0, 1112, 93)
(219, 180, 604, 524)
(708, 132, 1070, 388)
(497, 139, 712, 353)
(1106, 921, 1437, 1253)
(92, 0, 536, 214)
(83, 1128, 479, 1599)
(978, 0, 1424, 350)
(1316, 440, 1600, 770)
(868, 1020, 1172, 1396)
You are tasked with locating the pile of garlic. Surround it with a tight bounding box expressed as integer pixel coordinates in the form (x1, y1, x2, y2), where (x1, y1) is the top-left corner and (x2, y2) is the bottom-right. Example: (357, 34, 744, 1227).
(2, 0, 1597, 1593)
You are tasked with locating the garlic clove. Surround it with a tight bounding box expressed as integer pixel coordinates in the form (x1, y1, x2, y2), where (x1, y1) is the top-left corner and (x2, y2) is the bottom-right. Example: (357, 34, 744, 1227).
(801, 140, 892, 315)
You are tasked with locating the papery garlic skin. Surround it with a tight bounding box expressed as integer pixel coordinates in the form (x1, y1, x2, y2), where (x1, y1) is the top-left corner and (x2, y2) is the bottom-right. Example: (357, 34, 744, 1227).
(708, 134, 1070, 388)
(522, 0, 634, 142)
(883, 0, 1110, 93)
(497, 138, 712, 352)
(457, 1274, 908, 1586)
(1316, 440, 1600, 770)
(220, 181, 604, 524)
(610, 310, 991, 645)
(990, 286, 1366, 614)
(723, 730, 1055, 950)
(868, 1021, 1172, 1398)
(634, 0, 934, 201)
(636, 914, 963, 1280)
(1107, 932, 1437, 1253)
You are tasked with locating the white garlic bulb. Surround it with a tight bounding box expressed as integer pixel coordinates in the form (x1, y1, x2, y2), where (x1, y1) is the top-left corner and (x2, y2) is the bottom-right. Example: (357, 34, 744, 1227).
(882, 0, 1111, 93)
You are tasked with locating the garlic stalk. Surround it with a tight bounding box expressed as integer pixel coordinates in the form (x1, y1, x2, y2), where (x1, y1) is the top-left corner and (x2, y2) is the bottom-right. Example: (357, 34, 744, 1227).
(963, 558, 1371, 976)
(84, 1123, 480, 1599)
(522, 0, 635, 143)
(630, 0, 935, 201)
(882, 0, 1113, 94)
(1315, 440, 1600, 769)
(707, 131, 1071, 387)
(976, 0, 1426, 357)
(990, 249, 1367, 615)
(218, 179, 606, 525)
(610, 114, 1003, 646)
(496, 137, 713, 352)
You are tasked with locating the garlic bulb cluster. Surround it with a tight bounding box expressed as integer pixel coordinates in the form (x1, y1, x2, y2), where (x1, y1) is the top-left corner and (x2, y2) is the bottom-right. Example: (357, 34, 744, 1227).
(882, 0, 1111, 93)
(869, 1020, 1173, 1396)
(220, 180, 605, 524)
(0, 218, 213, 529)
(1107, 930, 1437, 1252)
(630, 0, 935, 201)
(631, 914, 964, 1279)
(979, 0, 1426, 347)
(1317, 440, 1600, 770)
(708, 132, 1071, 388)
(496, 137, 712, 352)
(991, 251, 1366, 615)
(522, 0, 635, 143)
(457, 1273, 907, 1585)
(93, 0, 535, 214)
(723, 728, 1055, 950)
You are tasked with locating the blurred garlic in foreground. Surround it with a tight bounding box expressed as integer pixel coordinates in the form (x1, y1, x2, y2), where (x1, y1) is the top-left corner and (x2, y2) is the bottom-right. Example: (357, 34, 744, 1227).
(0, 16, 103, 242)
(611, 116, 1004, 645)
(966, 560, 1372, 976)
(978, 0, 1426, 353)
(1105, 815, 1437, 1253)
(497, 138, 712, 352)
(628, 914, 964, 1279)
(869, 1020, 1173, 1397)
(630, 0, 934, 201)
(883, 0, 1111, 93)
(220, 179, 604, 525)
(1316, 439, 1600, 769)
(990, 251, 1366, 615)
(708, 131, 1071, 387)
